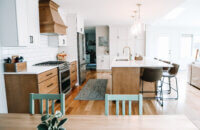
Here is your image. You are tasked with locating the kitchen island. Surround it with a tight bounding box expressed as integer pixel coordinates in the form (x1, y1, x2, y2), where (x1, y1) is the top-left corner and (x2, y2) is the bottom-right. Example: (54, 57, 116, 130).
(111, 58, 172, 96)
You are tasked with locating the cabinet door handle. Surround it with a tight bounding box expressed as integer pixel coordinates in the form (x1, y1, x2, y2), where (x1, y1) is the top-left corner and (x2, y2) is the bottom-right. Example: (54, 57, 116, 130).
(46, 73, 53, 76)
(63, 39, 65, 44)
(30, 36, 33, 44)
(47, 83, 53, 88)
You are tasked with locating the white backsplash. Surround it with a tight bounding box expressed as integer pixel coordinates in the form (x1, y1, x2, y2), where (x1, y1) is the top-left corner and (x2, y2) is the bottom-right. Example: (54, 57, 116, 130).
(1, 35, 58, 66)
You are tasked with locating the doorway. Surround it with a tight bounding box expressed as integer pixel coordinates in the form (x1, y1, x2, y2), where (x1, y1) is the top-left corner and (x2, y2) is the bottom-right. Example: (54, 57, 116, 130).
(157, 36, 170, 60)
(85, 27, 96, 70)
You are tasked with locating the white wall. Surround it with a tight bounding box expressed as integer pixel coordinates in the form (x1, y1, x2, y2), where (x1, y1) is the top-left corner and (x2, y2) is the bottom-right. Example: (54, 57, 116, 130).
(58, 14, 78, 62)
(109, 25, 146, 67)
(0, 46, 7, 113)
(146, 25, 200, 69)
(96, 26, 110, 70)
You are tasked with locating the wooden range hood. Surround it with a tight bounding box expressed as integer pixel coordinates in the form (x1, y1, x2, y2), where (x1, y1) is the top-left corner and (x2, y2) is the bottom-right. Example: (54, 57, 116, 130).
(39, 0, 67, 35)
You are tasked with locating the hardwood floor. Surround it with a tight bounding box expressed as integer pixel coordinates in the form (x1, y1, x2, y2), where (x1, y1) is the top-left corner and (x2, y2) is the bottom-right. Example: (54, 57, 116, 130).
(55, 70, 200, 128)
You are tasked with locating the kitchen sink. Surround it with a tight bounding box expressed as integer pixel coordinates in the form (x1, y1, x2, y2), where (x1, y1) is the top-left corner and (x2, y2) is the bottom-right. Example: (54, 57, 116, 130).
(116, 59, 129, 61)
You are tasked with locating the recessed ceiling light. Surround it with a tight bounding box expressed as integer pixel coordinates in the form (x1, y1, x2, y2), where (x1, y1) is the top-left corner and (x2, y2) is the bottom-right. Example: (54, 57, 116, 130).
(164, 7, 184, 20)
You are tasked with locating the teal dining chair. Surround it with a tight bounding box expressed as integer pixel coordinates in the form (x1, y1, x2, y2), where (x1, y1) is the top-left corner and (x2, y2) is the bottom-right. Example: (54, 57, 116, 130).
(105, 94, 143, 115)
(30, 93, 65, 115)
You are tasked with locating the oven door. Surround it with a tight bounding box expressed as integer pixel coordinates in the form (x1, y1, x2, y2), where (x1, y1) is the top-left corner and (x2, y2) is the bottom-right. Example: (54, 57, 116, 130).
(59, 69, 71, 93)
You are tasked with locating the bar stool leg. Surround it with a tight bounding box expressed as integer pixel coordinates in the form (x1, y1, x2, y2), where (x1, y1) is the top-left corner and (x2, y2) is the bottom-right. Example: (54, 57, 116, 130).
(168, 77, 171, 94)
(142, 80, 144, 94)
(175, 77, 178, 100)
(160, 79, 164, 107)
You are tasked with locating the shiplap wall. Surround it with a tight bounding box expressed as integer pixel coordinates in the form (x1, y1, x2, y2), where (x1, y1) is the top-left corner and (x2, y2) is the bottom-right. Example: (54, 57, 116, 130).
(0, 35, 58, 113)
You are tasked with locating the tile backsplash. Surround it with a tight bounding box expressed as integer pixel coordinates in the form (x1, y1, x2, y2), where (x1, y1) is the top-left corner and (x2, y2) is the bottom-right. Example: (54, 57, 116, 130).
(1, 35, 58, 66)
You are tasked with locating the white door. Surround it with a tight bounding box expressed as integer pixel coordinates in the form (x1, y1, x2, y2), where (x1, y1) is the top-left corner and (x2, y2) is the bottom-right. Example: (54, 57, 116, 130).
(157, 36, 170, 60)
(180, 34, 193, 70)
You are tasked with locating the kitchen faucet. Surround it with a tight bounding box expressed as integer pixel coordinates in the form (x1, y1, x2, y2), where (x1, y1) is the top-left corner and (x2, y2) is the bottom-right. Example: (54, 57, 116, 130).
(123, 46, 132, 60)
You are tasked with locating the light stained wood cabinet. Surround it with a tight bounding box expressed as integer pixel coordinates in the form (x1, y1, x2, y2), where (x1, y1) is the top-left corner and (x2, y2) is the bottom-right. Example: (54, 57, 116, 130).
(4, 68, 59, 113)
(190, 64, 200, 89)
(70, 61, 77, 89)
(112, 67, 156, 97)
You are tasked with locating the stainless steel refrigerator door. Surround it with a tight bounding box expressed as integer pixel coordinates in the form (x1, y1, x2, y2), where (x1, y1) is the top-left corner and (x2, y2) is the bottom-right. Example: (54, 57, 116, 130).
(80, 63, 86, 84)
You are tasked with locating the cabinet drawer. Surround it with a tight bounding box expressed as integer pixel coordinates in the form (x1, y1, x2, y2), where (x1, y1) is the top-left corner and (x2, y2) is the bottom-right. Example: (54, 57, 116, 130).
(38, 68, 58, 83)
(38, 76, 59, 94)
(70, 61, 77, 71)
(70, 69, 77, 76)
(70, 73, 77, 87)
(70, 64, 77, 72)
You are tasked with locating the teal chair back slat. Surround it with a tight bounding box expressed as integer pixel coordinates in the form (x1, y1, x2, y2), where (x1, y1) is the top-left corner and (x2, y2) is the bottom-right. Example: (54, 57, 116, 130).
(46, 99, 49, 114)
(105, 94, 143, 116)
(52, 100, 55, 114)
(40, 99, 43, 114)
(30, 93, 65, 115)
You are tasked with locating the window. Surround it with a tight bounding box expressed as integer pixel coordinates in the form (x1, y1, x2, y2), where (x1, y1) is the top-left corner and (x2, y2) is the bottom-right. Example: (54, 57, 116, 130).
(157, 36, 169, 60)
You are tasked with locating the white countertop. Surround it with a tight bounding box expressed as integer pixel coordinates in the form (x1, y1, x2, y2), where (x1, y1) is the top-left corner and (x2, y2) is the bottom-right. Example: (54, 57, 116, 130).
(4, 66, 57, 74)
(111, 57, 172, 68)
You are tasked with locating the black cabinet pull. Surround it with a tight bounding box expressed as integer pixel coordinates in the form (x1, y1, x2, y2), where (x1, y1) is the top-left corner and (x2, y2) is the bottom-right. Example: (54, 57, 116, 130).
(46, 73, 53, 76)
(30, 36, 33, 44)
(47, 83, 53, 88)
(63, 39, 65, 44)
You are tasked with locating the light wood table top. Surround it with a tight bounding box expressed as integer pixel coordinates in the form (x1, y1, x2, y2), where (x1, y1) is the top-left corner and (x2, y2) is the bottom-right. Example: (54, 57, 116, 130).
(0, 114, 198, 130)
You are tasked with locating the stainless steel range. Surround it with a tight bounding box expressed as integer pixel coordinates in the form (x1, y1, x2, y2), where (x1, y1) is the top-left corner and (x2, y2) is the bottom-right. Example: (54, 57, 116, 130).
(34, 61, 71, 94)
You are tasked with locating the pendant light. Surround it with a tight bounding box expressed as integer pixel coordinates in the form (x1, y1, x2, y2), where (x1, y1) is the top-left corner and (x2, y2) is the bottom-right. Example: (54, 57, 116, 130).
(131, 2, 145, 37)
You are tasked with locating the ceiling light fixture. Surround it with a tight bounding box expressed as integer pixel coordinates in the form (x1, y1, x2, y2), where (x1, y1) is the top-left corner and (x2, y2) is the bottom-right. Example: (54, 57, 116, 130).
(131, 2, 145, 37)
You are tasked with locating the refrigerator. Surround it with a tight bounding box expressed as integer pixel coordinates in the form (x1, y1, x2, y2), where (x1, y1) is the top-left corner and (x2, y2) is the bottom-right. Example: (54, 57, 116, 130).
(77, 33, 86, 85)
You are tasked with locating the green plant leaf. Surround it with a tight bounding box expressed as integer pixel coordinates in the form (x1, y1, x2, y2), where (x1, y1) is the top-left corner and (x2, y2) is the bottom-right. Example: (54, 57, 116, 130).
(37, 124, 48, 130)
(58, 128, 65, 130)
(52, 117, 58, 126)
(41, 115, 50, 122)
(58, 118, 67, 128)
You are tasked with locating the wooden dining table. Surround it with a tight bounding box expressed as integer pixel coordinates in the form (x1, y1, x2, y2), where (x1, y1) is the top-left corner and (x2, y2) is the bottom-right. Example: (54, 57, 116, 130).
(0, 114, 198, 130)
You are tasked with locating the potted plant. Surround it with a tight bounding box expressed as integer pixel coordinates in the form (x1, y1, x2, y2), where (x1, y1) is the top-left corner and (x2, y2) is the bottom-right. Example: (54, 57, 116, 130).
(37, 111, 68, 130)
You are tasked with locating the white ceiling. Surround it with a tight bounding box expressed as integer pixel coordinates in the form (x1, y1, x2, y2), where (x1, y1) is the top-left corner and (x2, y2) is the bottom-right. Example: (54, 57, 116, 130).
(153, 0, 200, 27)
(53, 0, 185, 26)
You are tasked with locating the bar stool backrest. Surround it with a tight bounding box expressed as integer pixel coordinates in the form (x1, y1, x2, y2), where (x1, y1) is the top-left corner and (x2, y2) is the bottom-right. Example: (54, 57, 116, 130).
(141, 68, 163, 82)
(168, 63, 179, 75)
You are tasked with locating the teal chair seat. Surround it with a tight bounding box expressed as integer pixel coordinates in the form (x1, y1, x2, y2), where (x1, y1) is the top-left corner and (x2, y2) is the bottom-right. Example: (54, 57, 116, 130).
(105, 94, 143, 115)
(30, 93, 65, 115)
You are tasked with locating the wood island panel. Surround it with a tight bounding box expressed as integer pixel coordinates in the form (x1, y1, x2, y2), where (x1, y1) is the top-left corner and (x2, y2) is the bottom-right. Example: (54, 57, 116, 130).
(112, 67, 140, 94)
(112, 67, 156, 97)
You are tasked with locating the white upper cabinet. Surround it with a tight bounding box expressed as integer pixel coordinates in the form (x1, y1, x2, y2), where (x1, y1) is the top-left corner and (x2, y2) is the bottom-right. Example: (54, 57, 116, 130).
(0, 0, 40, 47)
(48, 35, 67, 47)
(76, 15, 84, 34)
(27, 0, 40, 46)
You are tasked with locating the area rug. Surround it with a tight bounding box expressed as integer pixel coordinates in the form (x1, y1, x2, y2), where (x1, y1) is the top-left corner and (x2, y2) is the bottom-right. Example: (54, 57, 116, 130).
(74, 79, 108, 100)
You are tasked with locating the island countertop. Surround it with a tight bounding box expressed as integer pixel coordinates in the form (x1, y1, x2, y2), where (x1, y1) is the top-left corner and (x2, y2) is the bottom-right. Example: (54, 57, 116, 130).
(111, 57, 172, 68)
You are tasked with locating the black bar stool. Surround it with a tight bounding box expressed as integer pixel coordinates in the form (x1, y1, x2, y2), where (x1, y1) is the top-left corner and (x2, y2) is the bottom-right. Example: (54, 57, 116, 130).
(140, 67, 164, 106)
(162, 63, 179, 99)
(161, 60, 171, 72)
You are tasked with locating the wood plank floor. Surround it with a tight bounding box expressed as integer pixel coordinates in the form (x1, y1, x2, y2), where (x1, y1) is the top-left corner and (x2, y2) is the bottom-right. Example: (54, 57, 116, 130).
(55, 70, 200, 128)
